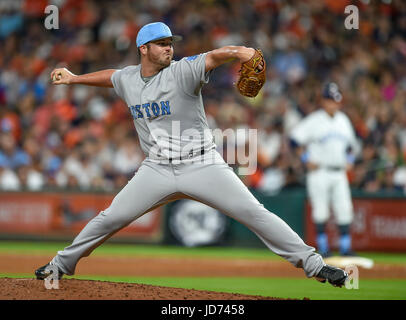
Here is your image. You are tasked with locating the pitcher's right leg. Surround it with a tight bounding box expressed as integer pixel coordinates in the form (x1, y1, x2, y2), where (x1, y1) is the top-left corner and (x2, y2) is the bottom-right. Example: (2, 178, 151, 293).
(49, 161, 176, 276)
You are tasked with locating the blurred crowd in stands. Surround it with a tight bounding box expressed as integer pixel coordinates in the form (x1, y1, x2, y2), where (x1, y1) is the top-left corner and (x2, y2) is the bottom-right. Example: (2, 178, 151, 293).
(1, 0, 406, 195)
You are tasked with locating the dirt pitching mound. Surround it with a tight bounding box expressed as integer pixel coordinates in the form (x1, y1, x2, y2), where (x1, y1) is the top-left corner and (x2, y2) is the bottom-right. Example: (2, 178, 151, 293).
(0, 278, 288, 300)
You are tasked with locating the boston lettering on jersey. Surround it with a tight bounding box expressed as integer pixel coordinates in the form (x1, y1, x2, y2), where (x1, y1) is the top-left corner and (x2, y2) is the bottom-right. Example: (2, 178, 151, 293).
(129, 100, 171, 120)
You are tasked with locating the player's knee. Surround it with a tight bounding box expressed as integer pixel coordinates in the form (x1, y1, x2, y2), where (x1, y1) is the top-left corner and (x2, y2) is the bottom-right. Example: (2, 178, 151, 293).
(244, 202, 267, 218)
(98, 208, 130, 231)
(107, 213, 131, 229)
(226, 202, 261, 223)
(335, 210, 353, 226)
(312, 207, 329, 224)
(247, 204, 277, 224)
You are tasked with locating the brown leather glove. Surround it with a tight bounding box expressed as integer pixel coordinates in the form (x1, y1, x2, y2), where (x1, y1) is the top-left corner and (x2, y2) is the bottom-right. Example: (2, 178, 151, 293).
(236, 49, 266, 98)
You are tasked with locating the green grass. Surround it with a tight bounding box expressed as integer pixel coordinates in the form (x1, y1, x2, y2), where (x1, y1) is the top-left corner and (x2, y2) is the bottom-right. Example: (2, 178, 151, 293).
(353, 252, 406, 265)
(1, 241, 406, 264)
(124, 277, 406, 300)
(0, 241, 284, 260)
(1, 273, 405, 300)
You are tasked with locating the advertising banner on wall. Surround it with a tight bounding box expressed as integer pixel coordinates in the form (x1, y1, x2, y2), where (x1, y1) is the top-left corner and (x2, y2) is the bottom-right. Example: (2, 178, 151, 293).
(0, 192, 163, 242)
(305, 198, 406, 251)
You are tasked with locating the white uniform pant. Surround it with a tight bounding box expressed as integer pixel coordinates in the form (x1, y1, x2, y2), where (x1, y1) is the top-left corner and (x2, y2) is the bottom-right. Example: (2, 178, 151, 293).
(306, 168, 354, 226)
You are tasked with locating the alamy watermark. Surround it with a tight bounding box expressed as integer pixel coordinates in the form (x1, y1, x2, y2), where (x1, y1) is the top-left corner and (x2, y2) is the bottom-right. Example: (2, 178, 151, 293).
(44, 264, 60, 290)
(345, 265, 359, 290)
(44, 5, 59, 30)
(45, 4, 361, 31)
(344, 5, 359, 30)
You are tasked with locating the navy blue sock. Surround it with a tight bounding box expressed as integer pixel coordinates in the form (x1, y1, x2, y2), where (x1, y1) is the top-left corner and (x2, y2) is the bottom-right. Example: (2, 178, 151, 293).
(338, 224, 352, 254)
(316, 233, 329, 255)
(339, 234, 352, 254)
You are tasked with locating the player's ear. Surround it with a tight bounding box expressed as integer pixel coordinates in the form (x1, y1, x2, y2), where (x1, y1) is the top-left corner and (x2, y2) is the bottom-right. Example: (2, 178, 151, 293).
(139, 44, 148, 56)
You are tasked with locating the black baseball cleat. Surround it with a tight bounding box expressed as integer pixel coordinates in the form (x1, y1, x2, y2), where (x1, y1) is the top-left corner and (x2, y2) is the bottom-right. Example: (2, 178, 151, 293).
(315, 265, 348, 287)
(35, 263, 64, 280)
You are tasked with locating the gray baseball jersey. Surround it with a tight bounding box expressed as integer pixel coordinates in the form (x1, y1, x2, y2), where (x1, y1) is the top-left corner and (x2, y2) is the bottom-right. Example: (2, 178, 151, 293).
(50, 53, 324, 279)
(111, 53, 215, 160)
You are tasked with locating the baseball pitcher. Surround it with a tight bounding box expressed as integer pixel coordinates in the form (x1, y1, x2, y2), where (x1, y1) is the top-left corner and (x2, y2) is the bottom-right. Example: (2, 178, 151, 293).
(35, 22, 347, 287)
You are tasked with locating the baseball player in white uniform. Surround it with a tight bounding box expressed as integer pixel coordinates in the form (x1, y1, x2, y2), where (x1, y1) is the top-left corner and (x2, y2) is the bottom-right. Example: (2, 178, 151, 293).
(290, 82, 357, 257)
(35, 22, 347, 287)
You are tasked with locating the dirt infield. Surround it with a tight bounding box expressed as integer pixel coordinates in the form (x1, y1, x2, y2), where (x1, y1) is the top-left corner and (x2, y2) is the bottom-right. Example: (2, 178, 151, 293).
(0, 253, 405, 300)
(0, 278, 285, 300)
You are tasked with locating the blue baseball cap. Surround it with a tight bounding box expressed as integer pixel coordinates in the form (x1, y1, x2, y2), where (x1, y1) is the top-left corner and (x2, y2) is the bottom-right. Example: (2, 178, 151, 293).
(136, 22, 182, 47)
(322, 82, 343, 102)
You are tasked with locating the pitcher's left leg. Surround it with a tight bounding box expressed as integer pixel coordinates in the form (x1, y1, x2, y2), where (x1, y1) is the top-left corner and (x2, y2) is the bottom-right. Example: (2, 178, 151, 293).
(177, 160, 324, 278)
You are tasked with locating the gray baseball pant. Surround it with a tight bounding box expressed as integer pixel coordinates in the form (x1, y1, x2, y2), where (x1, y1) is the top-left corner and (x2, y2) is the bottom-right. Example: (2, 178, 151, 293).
(52, 150, 324, 278)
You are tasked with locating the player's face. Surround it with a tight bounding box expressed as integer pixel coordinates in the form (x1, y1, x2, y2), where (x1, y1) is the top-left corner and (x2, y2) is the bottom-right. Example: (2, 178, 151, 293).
(322, 98, 341, 116)
(145, 38, 174, 68)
